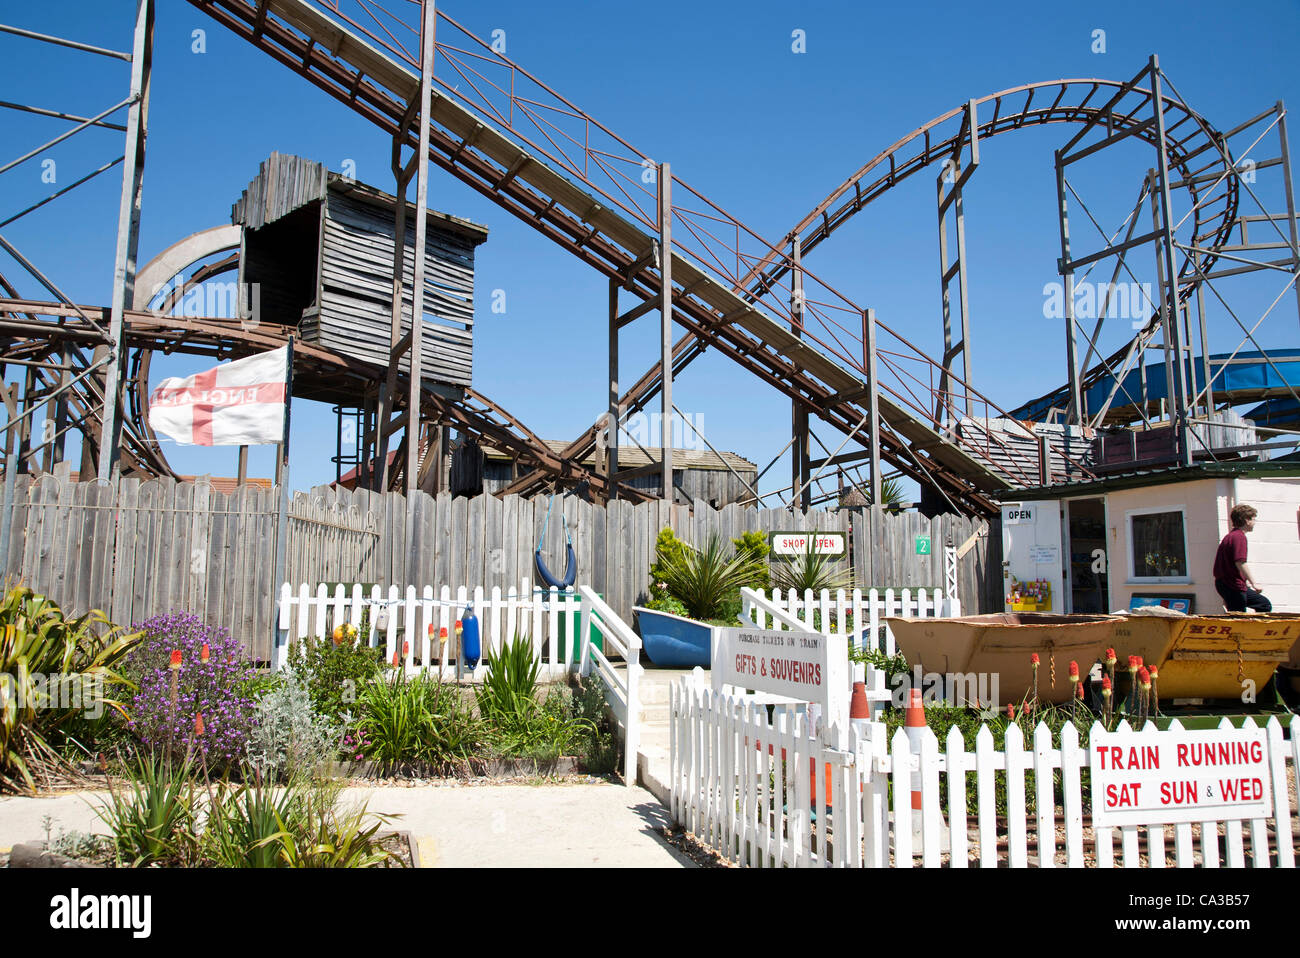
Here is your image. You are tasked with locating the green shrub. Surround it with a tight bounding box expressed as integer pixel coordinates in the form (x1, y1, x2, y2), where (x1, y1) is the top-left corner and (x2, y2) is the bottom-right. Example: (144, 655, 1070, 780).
(642, 595, 688, 617)
(354, 671, 485, 775)
(285, 634, 383, 723)
(246, 672, 340, 780)
(647, 528, 690, 605)
(732, 531, 772, 592)
(477, 641, 592, 763)
(652, 532, 767, 621)
(848, 643, 909, 688)
(570, 677, 620, 776)
(490, 686, 592, 763)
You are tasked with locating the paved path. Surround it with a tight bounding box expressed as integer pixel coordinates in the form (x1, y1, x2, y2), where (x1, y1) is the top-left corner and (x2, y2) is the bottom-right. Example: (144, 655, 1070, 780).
(0, 781, 693, 868)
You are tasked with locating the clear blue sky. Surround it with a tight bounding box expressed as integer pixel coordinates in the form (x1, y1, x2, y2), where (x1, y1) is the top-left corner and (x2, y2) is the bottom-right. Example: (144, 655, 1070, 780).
(2, 0, 1297, 497)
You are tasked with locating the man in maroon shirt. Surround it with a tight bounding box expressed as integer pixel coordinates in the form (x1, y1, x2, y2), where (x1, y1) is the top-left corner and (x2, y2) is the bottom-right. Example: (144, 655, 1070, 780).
(1213, 504, 1271, 613)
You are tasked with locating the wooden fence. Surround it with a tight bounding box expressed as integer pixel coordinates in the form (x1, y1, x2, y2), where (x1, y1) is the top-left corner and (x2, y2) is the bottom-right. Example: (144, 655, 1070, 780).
(670, 674, 1300, 868)
(0, 475, 998, 659)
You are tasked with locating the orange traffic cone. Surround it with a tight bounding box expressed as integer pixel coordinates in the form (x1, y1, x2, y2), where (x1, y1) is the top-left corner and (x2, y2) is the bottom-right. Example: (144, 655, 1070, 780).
(849, 681, 870, 722)
(904, 687, 926, 811)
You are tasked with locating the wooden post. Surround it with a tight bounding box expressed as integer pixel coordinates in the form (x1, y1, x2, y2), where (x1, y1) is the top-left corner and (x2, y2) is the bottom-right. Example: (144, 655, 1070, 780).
(791, 237, 808, 512)
(1055, 150, 1083, 424)
(236, 445, 248, 485)
(608, 277, 619, 501)
(406, 0, 436, 571)
(864, 308, 882, 507)
(1148, 57, 1192, 467)
(97, 0, 152, 482)
(1278, 100, 1300, 336)
(658, 162, 673, 504)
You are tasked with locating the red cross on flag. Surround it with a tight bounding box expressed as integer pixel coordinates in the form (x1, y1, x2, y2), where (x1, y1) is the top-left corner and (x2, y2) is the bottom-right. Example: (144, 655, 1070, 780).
(148, 346, 289, 446)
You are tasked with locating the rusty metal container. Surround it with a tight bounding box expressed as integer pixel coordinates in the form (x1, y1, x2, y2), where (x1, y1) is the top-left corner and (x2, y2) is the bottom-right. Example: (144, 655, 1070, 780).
(1111, 611, 1300, 700)
(884, 613, 1122, 705)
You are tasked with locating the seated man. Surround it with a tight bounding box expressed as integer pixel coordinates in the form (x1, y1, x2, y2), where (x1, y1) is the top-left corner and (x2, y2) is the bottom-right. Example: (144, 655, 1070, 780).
(1213, 504, 1271, 613)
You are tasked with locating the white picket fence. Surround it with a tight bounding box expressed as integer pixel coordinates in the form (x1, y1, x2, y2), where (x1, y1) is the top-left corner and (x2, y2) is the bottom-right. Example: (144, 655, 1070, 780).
(670, 672, 1300, 868)
(276, 580, 642, 784)
(743, 587, 958, 655)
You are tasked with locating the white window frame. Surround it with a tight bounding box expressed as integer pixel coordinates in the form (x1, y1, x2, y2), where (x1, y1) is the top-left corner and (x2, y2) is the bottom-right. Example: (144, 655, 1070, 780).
(1125, 505, 1192, 584)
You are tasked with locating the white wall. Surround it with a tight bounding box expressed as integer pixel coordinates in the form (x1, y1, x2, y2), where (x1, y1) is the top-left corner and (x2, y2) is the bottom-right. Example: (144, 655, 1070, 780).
(1231, 477, 1300, 613)
(1103, 478, 1232, 615)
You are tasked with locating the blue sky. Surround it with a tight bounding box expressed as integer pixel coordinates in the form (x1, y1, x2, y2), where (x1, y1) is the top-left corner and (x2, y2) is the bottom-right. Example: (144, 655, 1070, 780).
(1, 0, 1297, 497)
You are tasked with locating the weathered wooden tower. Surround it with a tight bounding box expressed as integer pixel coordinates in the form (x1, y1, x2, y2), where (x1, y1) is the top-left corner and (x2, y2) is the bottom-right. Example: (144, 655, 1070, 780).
(232, 152, 488, 486)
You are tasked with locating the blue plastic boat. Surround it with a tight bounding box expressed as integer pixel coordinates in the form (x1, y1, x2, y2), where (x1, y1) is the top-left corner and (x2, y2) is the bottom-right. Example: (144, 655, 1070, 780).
(633, 607, 717, 668)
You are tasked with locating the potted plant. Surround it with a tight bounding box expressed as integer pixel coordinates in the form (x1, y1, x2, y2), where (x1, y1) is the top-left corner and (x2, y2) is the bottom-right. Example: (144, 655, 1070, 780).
(634, 530, 767, 667)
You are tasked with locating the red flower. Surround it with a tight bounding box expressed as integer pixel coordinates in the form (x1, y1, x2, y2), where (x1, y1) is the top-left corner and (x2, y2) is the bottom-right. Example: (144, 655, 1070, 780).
(1127, 655, 1138, 671)
(1069, 660, 1080, 681)
(1076, 682, 1084, 700)
(1030, 653, 1040, 666)
(169, 650, 182, 670)
(1102, 676, 1113, 691)
(1135, 655, 1144, 668)
(1022, 702, 1031, 716)
(1105, 648, 1116, 664)
(194, 712, 205, 737)
(1007, 703, 1015, 719)
(1148, 665, 1159, 679)
(392, 651, 400, 668)
(403, 640, 410, 656)
(200, 643, 210, 664)
(1138, 667, 1151, 688)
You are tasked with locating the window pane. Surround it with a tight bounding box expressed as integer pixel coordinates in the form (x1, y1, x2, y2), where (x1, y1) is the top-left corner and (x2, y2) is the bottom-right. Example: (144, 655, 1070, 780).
(1131, 511, 1186, 577)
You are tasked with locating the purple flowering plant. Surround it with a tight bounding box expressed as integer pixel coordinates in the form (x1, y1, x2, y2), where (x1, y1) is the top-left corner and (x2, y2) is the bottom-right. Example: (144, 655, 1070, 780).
(125, 612, 254, 767)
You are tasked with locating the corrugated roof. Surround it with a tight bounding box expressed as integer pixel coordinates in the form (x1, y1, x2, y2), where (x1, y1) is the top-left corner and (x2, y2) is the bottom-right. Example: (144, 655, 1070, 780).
(996, 461, 1300, 501)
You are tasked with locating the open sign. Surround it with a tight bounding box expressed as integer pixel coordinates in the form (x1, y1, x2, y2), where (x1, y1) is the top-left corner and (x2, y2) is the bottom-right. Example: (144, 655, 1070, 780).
(768, 531, 846, 557)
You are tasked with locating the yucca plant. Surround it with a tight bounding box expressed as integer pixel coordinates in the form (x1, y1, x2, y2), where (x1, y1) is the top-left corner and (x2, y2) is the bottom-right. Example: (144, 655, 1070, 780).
(354, 670, 485, 774)
(263, 783, 399, 868)
(0, 585, 139, 792)
(770, 538, 855, 595)
(201, 770, 309, 868)
(656, 533, 767, 621)
(476, 635, 540, 722)
(98, 751, 200, 866)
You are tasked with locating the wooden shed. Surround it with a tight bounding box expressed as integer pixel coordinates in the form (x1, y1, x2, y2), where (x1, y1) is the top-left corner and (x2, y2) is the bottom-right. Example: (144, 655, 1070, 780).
(232, 153, 488, 397)
(451, 438, 759, 507)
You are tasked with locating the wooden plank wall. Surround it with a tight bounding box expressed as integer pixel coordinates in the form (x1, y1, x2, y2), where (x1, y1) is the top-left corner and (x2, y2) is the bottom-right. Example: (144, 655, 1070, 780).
(0, 479, 999, 658)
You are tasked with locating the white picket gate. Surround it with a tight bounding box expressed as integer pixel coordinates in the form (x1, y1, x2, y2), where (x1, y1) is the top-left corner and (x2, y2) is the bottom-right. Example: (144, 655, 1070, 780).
(670, 671, 1300, 868)
(276, 580, 642, 784)
(743, 586, 958, 655)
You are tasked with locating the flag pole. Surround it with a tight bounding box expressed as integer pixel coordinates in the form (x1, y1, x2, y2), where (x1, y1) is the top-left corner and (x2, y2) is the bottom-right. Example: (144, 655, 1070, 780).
(271, 336, 293, 668)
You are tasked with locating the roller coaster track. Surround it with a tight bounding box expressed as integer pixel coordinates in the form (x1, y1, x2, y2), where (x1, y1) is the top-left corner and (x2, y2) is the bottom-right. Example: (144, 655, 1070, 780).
(168, 2, 1235, 513)
(503, 75, 1242, 502)
(0, 293, 656, 501)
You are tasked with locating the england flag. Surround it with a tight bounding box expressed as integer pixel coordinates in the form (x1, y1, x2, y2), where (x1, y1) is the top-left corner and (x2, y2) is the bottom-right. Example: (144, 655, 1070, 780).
(148, 346, 289, 446)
